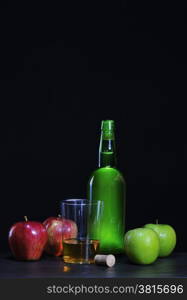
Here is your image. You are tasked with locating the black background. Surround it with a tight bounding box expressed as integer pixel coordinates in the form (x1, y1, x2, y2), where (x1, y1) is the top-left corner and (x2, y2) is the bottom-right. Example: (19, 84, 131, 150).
(0, 1, 186, 251)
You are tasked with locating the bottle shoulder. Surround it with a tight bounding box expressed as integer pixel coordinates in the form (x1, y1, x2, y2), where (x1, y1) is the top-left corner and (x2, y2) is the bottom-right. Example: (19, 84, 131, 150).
(89, 167, 125, 182)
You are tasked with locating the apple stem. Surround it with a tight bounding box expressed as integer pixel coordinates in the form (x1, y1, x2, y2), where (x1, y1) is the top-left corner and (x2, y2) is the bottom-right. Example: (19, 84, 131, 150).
(156, 219, 158, 224)
(24, 216, 28, 222)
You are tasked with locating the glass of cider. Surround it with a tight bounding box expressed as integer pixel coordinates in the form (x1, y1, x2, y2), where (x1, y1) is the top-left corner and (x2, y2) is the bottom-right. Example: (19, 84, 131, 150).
(61, 199, 103, 264)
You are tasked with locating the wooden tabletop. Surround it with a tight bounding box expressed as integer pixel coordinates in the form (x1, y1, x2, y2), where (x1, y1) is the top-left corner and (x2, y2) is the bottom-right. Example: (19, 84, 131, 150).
(0, 252, 187, 278)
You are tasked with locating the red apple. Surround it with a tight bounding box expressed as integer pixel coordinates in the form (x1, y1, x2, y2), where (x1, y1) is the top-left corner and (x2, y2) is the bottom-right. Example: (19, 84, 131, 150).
(62, 217, 78, 239)
(8, 216, 48, 261)
(43, 216, 64, 256)
(43, 216, 78, 256)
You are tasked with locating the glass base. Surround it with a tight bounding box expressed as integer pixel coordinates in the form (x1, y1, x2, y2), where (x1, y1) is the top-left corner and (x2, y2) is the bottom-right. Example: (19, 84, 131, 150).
(63, 257, 94, 264)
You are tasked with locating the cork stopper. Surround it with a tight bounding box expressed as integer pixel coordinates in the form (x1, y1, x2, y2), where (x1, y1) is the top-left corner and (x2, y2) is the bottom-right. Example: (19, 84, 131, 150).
(94, 254, 116, 267)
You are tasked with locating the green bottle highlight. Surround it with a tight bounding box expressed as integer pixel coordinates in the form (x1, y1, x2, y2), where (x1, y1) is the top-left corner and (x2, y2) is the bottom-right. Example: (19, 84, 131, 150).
(88, 120, 126, 254)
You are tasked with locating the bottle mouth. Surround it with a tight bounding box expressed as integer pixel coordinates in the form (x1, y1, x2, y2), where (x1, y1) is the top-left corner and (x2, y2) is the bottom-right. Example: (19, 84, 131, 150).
(101, 120, 115, 131)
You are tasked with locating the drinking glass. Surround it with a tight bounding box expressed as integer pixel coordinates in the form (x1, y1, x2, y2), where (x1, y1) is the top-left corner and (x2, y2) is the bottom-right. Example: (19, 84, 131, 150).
(60, 199, 103, 264)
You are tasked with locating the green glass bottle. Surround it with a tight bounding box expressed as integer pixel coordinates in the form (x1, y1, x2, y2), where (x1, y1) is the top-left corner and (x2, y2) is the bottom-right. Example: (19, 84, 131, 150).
(87, 120, 126, 254)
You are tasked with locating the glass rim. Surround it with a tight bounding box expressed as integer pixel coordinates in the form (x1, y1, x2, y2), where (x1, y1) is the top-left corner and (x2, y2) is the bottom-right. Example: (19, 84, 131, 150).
(60, 199, 103, 206)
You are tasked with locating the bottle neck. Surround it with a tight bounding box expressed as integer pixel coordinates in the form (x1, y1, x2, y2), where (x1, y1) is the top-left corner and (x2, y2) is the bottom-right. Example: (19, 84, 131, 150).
(99, 132, 117, 168)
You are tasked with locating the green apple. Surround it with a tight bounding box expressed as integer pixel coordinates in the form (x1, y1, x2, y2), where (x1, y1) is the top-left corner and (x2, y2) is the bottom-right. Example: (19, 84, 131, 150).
(124, 228, 160, 264)
(144, 223, 176, 257)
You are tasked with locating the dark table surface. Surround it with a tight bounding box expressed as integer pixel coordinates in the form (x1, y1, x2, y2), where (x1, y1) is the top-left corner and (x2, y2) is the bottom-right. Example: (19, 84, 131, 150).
(0, 252, 187, 278)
